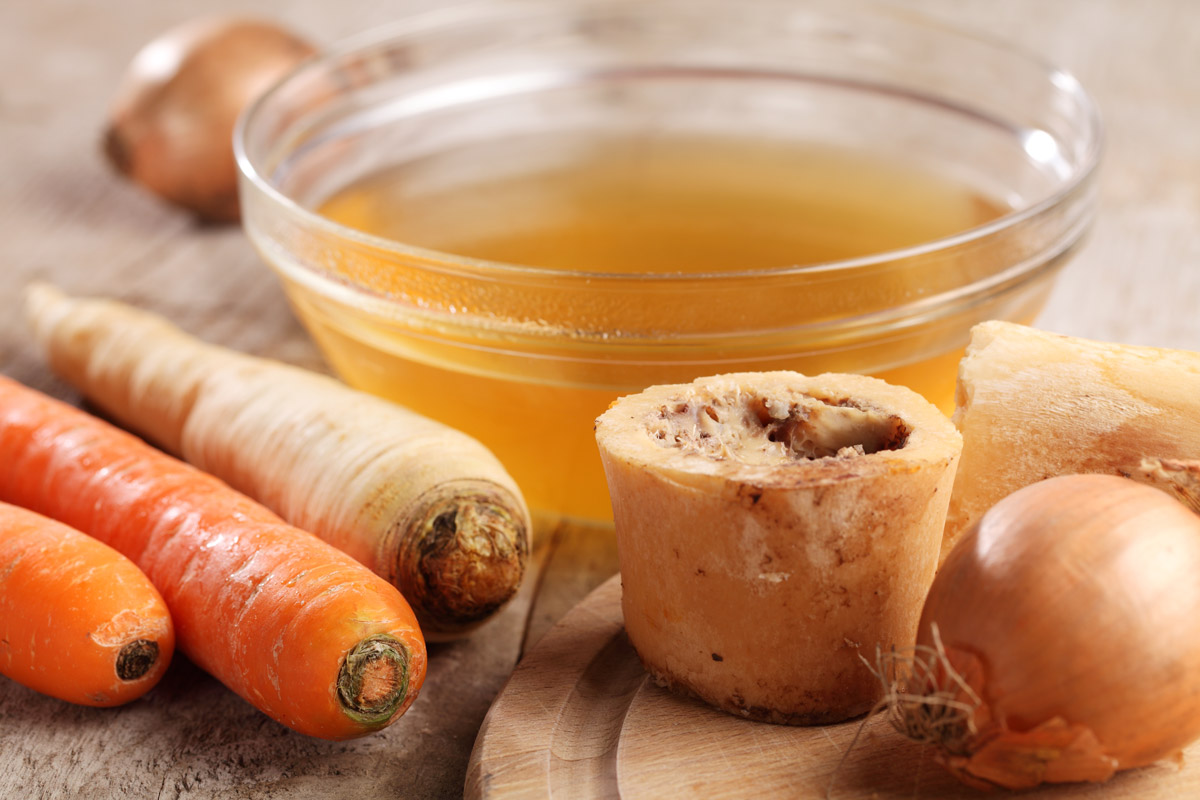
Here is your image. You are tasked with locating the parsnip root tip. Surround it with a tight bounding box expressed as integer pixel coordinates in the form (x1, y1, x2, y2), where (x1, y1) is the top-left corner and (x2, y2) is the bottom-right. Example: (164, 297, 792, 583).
(337, 635, 410, 727)
(398, 483, 529, 635)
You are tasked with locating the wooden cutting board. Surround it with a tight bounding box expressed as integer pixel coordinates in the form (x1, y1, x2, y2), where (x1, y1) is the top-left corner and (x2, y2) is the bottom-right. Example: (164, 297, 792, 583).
(465, 575, 1199, 799)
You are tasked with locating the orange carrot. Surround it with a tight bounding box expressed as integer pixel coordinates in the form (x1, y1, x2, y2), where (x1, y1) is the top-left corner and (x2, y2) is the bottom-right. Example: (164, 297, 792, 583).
(0, 501, 174, 706)
(0, 375, 426, 739)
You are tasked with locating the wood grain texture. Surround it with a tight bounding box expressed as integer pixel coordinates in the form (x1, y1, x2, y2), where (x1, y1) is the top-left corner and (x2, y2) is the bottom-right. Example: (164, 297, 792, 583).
(521, 515, 622, 657)
(1, 1, 1197, 798)
(468, 576, 1200, 800)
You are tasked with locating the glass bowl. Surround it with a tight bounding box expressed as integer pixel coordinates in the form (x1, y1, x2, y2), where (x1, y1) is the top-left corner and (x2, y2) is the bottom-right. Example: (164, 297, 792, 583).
(235, 0, 1101, 525)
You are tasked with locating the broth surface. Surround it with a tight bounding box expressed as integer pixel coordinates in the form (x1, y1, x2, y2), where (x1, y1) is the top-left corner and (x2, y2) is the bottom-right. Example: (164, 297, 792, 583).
(319, 134, 1006, 273)
(310, 134, 1011, 520)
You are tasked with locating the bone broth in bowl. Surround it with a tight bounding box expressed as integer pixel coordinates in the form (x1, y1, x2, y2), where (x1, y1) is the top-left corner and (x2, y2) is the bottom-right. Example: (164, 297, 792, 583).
(235, 0, 1101, 524)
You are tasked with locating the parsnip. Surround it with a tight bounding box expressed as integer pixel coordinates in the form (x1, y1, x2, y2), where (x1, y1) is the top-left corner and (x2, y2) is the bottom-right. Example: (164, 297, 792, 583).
(945, 321, 1200, 560)
(595, 371, 961, 725)
(25, 284, 530, 639)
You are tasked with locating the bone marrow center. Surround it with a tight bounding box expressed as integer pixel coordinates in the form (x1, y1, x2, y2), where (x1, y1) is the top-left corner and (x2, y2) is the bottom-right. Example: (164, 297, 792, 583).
(646, 389, 909, 465)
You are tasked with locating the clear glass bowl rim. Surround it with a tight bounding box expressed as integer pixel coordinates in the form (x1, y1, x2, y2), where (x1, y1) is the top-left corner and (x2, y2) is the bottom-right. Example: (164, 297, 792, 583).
(234, 0, 1104, 290)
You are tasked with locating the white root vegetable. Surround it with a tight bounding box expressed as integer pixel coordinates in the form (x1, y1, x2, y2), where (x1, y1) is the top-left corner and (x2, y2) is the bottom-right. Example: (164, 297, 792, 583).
(944, 320, 1200, 560)
(595, 371, 962, 725)
(25, 284, 530, 639)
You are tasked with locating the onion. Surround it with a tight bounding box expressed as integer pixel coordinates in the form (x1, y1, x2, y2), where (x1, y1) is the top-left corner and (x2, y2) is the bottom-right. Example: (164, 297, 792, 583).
(880, 473, 1200, 790)
(103, 17, 315, 222)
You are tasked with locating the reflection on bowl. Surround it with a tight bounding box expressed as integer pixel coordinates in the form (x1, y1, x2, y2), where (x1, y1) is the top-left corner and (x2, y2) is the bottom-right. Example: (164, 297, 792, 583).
(236, 0, 1101, 524)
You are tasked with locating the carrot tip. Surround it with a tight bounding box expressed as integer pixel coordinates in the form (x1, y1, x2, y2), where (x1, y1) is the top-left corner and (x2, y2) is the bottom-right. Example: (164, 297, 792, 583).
(337, 634, 410, 728)
(115, 639, 159, 681)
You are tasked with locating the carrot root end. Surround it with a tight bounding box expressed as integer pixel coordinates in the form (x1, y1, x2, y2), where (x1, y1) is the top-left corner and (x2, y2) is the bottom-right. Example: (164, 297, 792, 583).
(115, 638, 160, 681)
(337, 634, 410, 728)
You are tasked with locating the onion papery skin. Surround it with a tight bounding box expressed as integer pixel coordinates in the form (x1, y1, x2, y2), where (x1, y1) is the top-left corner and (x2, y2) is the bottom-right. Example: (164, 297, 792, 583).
(103, 17, 314, 222)
(913, 474, 1200, 789)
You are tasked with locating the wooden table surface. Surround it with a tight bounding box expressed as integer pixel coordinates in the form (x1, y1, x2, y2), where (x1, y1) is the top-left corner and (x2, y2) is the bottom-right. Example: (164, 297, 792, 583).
(2, 1, 1197, 798)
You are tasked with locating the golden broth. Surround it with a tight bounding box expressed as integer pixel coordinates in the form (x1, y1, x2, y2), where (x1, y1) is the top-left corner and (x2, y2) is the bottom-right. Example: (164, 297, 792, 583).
(311, 134, 1011, 521)
(320, 135, 1004, 274)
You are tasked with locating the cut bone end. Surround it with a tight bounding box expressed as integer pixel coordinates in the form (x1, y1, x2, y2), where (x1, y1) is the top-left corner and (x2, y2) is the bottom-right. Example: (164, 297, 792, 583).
(595, 371, 962, 725)
(597, 371, 955, 488)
